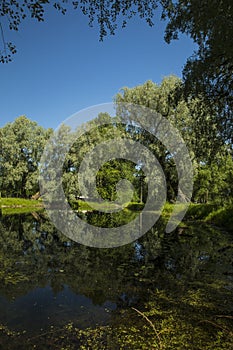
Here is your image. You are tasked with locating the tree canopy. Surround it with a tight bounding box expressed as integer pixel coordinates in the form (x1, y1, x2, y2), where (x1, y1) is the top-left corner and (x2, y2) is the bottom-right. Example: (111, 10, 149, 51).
(1, 0, 232, 140)
(1, 76, 232, 204)
(115, 76, 233, 203)
(0, 116, 52, 197)
(162, 0, 233, 142)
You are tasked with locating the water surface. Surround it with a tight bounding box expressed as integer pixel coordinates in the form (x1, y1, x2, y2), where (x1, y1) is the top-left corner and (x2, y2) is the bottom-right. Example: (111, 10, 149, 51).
(0, 210, 233, 347)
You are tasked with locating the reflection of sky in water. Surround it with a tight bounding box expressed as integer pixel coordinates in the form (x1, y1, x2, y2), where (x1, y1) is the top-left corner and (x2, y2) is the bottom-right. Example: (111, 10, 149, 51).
(0, 285, 116, 333)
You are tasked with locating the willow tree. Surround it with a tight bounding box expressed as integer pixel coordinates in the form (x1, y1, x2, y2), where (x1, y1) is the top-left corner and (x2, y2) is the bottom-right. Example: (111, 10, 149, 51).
(0, 116, 51, 197)
(115, 76, 229, 202)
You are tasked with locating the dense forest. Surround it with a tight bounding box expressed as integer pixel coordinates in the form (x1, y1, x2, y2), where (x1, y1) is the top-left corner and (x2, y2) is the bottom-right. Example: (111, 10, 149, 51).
(1, 76, 232, 207)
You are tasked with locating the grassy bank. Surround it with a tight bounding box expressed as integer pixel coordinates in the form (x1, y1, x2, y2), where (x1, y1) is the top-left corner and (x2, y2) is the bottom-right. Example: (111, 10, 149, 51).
(73, 200, 233, 232)
(71, 200, 145, 211)
(1, 198, 232, 232)
(186, 203, 233, 232)
(1, 198, 43, 208)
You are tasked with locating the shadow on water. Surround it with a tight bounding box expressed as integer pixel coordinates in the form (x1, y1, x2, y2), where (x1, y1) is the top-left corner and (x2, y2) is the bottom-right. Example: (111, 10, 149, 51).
(0, 209, 233, 348)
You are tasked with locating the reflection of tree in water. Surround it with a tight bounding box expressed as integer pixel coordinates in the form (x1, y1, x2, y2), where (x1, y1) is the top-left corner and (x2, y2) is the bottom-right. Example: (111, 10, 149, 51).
(0, 212, 232, 305)
(0, 211, 233, 348)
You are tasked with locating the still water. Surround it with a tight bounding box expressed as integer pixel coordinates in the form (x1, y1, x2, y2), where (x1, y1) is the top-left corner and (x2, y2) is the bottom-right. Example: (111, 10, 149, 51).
(0, 210, 233, 348)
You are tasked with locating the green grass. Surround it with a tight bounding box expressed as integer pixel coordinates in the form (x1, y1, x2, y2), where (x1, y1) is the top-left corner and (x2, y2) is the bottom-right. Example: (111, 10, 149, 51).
(71, 199, 142, 211)
(71, 199, 120, 211)
(186, 203, 219, 220)
(2, 197, 232, 232)
(1, 197, 43, 208)
(1, 207, 44, 215)
(205, 204, 233, 231)
(186, 202, 233, 232)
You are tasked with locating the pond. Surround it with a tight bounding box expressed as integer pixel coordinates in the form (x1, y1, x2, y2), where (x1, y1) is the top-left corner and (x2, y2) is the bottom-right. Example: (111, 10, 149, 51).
(0, 210, 233, 349)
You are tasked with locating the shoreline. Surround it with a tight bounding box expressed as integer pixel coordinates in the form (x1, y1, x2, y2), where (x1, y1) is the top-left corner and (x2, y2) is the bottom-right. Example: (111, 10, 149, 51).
(1, 198, 232, 232)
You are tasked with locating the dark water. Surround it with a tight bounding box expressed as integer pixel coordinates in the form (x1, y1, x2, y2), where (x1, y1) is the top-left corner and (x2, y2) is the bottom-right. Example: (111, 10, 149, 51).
(0, 210, 233, 345)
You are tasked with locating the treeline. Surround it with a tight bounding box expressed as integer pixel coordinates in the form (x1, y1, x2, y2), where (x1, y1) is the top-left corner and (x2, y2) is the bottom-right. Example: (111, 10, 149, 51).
(0, 76, 232, 204)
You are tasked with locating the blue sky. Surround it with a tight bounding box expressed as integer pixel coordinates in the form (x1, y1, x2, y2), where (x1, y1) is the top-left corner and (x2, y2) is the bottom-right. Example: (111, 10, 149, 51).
(0, 6, 196, 130)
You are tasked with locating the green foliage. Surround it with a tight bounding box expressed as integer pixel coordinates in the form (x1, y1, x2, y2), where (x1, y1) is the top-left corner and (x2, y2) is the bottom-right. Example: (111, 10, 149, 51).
(60, 113, 144, 205)
(193, 149, 233, 203)
(0, 80, 232, 206)
(116, 76, 223, 162)
(186, 203, 233, 232)
(205, 205, 233, 232)
(162, 0, 233, 141)
(0, 116, 51, 198)
(115, 76, 233, 204)
(118, 77, 233, 204)
(1, 0, 232, 150)
(96, 159, 139, 202)
(186, 203, 219, 220)
(2, 0, 232, 142)
(0, 0, 158, 62)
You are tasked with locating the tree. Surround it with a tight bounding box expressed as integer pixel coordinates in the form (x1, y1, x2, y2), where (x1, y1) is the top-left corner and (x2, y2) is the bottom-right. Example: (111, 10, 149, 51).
(61, 112, 142, 203)
(1, 1, 232, 141)
(0, 116, 51, 197)
(161, 0, 233, 142)
(116, 76, 222, 160)
(193, 148, 233, 204)
(115, 76, 232, 202)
